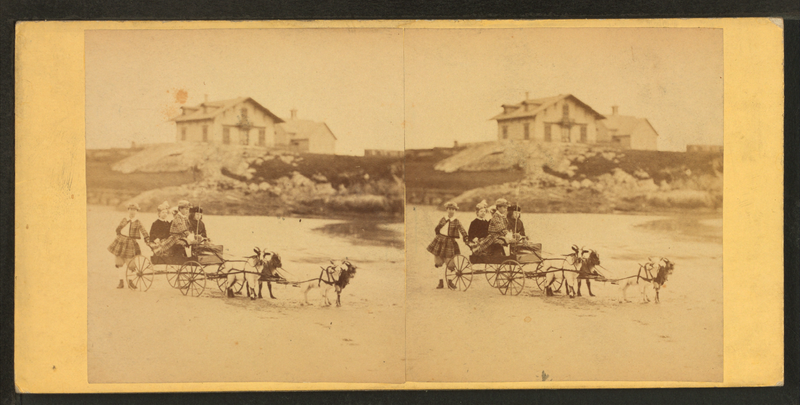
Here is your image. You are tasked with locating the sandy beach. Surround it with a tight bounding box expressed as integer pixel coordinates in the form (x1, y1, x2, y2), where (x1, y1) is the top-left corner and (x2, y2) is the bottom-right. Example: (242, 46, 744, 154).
(405, 204, 723, 382)
(87, 205, 405, 383)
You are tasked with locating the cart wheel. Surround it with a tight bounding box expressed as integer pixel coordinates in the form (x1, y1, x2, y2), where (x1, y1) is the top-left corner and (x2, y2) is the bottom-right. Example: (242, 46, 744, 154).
(215, 264, 244, 294)
(445, 255, 472, 291)
(166, 264, 183, 288)
(484, 264, 500, 288)
(534, 262, 548, 291)
(126, 255, 154, 292)
(178, 261, 206, 297)
(497, 260, 525, 296)
(534, 262, 565, 292)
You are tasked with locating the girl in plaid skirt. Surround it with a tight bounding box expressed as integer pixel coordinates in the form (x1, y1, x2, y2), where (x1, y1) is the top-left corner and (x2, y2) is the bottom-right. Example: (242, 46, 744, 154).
(427, 202, 468, 288)
(108, 203, 150, 289)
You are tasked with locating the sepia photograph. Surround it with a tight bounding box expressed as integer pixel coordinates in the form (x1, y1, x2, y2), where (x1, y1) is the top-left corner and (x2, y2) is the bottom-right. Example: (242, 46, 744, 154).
(404, 28, 724, 382)
(14, 19, 784, 392)
(84, 29, 406, 383)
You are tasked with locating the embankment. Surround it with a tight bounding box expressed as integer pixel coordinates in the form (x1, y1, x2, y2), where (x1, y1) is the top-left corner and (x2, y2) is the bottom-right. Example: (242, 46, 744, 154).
(87, 143, 404, 219)
(407, 141, 722, 214)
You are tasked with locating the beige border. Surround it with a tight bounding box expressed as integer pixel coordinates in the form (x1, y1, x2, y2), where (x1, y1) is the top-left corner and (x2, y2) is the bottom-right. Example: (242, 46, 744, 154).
(15, 19, 783, 392)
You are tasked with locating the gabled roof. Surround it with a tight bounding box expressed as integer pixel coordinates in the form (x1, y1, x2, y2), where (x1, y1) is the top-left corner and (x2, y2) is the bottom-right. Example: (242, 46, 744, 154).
(276, 119, 337, 141)
(601, 115, 658, 137)
(172, 97, 284, 123)
(491, 94, 606, 121)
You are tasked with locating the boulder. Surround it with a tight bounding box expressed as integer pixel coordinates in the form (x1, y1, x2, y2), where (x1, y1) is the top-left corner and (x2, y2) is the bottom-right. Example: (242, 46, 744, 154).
(258, 182, 271, 191)
(637, 178, 659, 192)
(315, 182, 337, 196)
(291, 171, 315, 188)
(580, 179, 594, 188)
(633, 169, 650, 179)
(235, 161, 250, 176)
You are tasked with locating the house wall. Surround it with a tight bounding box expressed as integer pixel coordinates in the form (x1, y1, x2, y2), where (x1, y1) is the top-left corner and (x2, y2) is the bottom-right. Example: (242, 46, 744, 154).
(178, 99, 277, 147)
(308, 128, 336, 154)
(630, 123, 658, 150)
(176, 119, 213, 143)
(216, 99, 277, 147)
(596, 121, 610, 143)
(497, 98, 597, 144)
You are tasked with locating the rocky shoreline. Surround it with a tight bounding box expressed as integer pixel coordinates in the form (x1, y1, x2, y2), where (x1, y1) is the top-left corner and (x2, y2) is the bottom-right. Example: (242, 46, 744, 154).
(89, 143, 404, 220)
(412, 141, 722, 214)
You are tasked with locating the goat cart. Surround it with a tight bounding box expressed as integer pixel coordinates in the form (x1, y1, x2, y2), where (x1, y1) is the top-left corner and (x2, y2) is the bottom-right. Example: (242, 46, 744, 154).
(445, 243, 606, 296)
(124, 243, 286, 297)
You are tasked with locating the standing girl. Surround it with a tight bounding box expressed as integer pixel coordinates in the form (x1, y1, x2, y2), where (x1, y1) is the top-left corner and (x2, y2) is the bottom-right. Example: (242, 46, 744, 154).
(107, 203, 150, 289)
(426, 202, 468, 289)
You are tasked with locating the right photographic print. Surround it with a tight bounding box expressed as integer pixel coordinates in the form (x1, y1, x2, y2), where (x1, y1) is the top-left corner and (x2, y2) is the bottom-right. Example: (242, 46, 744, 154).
(404, 28, 723, 382)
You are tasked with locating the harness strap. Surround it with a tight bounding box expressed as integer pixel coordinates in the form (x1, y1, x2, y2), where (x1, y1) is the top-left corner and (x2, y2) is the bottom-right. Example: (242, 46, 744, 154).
(318, 267, 337, 286)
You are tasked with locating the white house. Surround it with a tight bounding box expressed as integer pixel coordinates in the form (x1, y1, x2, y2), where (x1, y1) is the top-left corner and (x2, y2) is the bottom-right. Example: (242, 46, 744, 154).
(172, 96, 284, 147)
(491, 94, 606, 144)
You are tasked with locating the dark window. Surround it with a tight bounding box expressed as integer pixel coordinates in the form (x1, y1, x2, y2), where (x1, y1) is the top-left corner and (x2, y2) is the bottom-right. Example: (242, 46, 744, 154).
(562, 104, 569, 118)
(239, 129, 249, 145)
(223, 127, 230, 144)
(580, 126, 587, 143)
(202, 125, 208, 142)
(524, 123, 530, 140)
(241, 108, 248, 121)
(181, 127, 187, 141)
(502, 126, 508, 139)
(258, 129, 266, 146)
(544, 124, 551, 142)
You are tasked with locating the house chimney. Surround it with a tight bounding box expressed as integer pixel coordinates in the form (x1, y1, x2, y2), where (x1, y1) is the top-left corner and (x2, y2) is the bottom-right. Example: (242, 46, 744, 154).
(290, 108, 297, 120)
(612, 105, 619, 115)
(204, 94, 208, 103)
(525, 91, 529, 100)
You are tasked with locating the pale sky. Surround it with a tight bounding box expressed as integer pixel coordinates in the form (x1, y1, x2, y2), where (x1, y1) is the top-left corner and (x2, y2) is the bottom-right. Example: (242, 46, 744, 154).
(405, 28, 723, 151)
(86, 28, 722, 154)
(85, 29, 405, 155)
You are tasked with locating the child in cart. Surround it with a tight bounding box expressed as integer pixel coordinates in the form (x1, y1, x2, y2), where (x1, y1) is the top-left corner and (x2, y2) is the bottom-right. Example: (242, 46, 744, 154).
(507, 203, 541, 255)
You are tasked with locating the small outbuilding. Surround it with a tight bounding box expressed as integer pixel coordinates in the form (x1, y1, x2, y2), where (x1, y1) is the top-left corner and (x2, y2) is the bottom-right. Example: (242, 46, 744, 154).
(596, 106, 659, 150)
(274, 109, 337, 154)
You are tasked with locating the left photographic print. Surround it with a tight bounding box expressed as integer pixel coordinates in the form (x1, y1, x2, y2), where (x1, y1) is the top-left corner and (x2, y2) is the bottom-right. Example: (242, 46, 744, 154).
(84, 29, 406, 383)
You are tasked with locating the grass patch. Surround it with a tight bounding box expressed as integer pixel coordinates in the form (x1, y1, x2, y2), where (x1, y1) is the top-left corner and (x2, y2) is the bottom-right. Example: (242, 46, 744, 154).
(86, 155, 196, 191)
